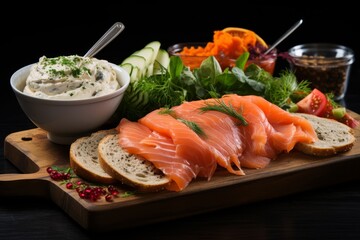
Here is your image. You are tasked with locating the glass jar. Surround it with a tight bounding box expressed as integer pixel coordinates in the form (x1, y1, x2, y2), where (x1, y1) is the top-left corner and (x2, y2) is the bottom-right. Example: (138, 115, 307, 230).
(287, 43, 355, 100)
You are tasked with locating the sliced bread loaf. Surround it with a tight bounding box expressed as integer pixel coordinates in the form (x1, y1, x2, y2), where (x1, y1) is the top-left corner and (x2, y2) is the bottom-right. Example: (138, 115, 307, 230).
(294, 113, 356, 156)
(98, 134, 171, 192)
(70, 129, 117, 184)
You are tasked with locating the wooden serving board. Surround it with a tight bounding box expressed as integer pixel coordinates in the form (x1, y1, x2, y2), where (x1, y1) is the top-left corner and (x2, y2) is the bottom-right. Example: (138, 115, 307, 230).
(2, 111, 360, 232)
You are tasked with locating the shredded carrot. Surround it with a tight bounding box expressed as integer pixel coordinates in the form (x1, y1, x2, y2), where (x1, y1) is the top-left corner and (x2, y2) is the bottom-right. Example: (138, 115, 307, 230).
(180, 30, 258, 59)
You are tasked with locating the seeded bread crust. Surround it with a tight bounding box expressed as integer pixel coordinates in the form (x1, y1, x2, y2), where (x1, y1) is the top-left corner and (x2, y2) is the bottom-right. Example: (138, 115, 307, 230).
(69, 129, 117, 184)
(98, 134, 171, 192)
(294, 113, 356, 156)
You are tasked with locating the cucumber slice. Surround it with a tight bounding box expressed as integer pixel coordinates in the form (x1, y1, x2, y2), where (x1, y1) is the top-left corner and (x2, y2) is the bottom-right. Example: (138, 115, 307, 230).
(153, 49, 170, 74)
(120, 63, 141, 82)
(145, 41, 161, 76)
(120, 63, 133, 75)
(133, 47, 154, 68)
(121, 41, 166, 79)
(130, 66, 140, 82)
(121, 55, 146, 80)
(146, 65, 153, 77)
(122, 55, 146, 69)
(145, 41, 161, 63)
(332, 107, 346, 119)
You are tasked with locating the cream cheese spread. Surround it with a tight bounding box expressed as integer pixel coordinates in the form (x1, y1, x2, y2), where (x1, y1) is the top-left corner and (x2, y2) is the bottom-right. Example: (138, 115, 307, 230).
(23, 55, 120, 100)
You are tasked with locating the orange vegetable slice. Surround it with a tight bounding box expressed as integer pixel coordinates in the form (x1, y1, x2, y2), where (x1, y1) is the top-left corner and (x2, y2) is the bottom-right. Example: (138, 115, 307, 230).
(222, 27, 268, 48)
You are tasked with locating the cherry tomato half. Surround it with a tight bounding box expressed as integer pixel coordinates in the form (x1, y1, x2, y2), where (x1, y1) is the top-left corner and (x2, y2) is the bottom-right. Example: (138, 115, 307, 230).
(296, 88, 328, 116)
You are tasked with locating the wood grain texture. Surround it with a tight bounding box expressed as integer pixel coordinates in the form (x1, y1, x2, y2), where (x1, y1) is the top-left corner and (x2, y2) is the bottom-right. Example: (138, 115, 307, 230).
(1, 112, 360, 232)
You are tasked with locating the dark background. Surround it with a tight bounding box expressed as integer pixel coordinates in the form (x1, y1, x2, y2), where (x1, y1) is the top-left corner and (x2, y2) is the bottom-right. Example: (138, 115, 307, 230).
(2, 3, 359, 91)
(2, 3, 359, 127)
(2, 2, 358, 157)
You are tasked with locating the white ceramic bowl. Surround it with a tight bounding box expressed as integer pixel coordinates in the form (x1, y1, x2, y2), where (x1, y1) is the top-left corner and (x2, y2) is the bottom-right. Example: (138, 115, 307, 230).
(10, 62, 130, 145)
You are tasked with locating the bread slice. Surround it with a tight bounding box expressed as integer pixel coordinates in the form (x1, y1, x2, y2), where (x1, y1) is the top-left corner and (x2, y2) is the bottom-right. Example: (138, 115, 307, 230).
(69, 129, 117, 184)
(98, 134, 171, 192)
(294, 113, 356, 156)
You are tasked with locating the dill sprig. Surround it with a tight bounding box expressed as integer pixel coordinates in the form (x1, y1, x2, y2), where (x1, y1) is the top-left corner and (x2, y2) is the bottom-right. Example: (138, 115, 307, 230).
(158, 108, 206, 137)
(199, 99, 248, 126)
(158, 108, 177, 117)
(177, 118, 206, 137)
(263, 70, 311, 108)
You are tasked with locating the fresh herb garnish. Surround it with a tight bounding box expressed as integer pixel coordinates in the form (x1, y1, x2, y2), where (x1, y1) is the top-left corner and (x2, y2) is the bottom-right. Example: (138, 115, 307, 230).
(199, 99, 248, 126)
(117, 54, 312, 121)
(121, 191, 136, 198)
(178, 118, 206, 137)
(159, 108, 205, 137)
(40, 55, 92, 78)
(158, 108, 177, 117)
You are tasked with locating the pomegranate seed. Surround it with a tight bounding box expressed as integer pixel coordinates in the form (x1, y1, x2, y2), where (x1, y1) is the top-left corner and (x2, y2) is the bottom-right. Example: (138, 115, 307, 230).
(78, 191, 86, 198)
(84, 187, 92, 194)
(63, 173, 71, 180)
(50, 170, 62, 180)
(66, 182, 73, 189)
(46, 167, 53, 174)
(93, 187, 103, 196)
(105, 194, 113, 202)
(111, 189, 119, 196)
(47, 165, 134, 202)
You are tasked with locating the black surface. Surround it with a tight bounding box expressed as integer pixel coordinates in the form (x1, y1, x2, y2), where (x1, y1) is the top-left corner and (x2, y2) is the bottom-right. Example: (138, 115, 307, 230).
(1, 3, 360, 239)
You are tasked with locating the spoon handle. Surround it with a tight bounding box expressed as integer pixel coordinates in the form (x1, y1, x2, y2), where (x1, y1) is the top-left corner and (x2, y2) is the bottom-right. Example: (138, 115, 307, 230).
(264, 19, 303, 55)
(84, 22, 125, 58)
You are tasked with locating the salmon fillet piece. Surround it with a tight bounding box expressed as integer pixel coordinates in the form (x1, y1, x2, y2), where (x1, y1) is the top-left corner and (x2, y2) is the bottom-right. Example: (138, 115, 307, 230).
(241, 95, 317, 152)
(139, 109, 218, 179)
(118, 118, 197, 191)
(172, 99, 245, 175)
(117, 94, 318, 191)
(221, 94, 317, 168)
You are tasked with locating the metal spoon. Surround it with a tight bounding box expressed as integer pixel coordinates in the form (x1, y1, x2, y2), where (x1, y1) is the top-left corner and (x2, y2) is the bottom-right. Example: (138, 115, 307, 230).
(263, 19, 303, 55)
(84, 22, 125, 58)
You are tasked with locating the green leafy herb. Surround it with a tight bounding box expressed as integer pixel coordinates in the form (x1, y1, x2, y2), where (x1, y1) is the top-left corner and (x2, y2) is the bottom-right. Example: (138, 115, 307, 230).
(178, 118, 206, 137)
(245, 65, 311, 109)
(51, 166, 74, 176)
(199, 99, 248, 126)
(121, 191, 136, 198)
(159, 108, 205, 137)
(235, 52, 250, 70)
(116, 54, 313, 121)
(158, 108, 179, 119)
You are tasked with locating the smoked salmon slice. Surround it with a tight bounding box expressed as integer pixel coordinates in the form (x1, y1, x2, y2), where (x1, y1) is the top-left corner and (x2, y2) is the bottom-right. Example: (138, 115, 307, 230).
(138, 109, 218, 179)
(118, 118, 197, 191)
(221, 94, 317, 168)
(117, 94, 318, 191)
(172, 99, 245, 175)
(219, 94, 276, 168)
(239, 95, 317, 152)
